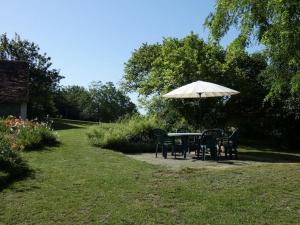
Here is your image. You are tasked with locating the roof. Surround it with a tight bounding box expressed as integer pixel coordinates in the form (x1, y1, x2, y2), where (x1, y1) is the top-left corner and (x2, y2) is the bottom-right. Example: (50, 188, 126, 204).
(0, 60, 29, 104)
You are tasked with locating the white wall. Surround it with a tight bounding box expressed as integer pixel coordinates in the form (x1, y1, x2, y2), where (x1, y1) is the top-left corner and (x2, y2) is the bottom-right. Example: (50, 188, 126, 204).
(20, 102, 27, 119)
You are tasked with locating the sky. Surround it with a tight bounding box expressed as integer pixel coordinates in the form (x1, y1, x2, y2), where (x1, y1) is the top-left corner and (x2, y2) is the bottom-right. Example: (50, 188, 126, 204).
(0, 0, 249, 104)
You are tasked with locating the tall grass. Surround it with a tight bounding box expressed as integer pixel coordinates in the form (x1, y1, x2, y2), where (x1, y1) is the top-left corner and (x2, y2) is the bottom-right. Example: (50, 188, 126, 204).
(87, 115, 159, 153)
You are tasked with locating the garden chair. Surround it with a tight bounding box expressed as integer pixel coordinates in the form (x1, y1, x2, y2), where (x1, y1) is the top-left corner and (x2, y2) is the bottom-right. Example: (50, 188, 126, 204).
(209, 128, 224, 156)
(176, 127, 196, 154)
(152, 128, 175, 159)
(197, 129, 219, 160)
(223, 129, 239, 159)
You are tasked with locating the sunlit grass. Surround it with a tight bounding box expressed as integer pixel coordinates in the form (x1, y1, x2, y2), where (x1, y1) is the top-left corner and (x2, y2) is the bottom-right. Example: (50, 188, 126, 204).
(0, 119, 299, 225)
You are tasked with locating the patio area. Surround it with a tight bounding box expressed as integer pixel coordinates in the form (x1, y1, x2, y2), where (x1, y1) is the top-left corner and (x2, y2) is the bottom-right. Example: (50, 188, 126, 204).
(127, 147, 300, 171)
(127, 153, 258, 171)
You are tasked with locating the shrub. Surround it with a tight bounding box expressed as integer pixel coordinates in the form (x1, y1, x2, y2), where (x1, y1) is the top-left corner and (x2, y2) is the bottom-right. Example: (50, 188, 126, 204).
(87, 115, 159, 153)
(15, 123, 59, 150)
(0, 134, 27, 175)
(0, 116, 59, 151)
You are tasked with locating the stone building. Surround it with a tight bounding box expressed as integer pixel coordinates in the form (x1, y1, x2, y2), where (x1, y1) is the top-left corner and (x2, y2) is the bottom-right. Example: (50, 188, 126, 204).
(0, 60, 29, 118)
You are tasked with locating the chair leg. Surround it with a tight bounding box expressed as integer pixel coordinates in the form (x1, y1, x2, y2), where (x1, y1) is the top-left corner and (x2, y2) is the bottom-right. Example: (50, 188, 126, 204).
(225, 145, 228, 159)
(229, 146, 233, 159)
(196, 143, 200, 158)
(171, 143, 175, 156)
(162, 145, 167, 159)
(218, 144, 222, 159)
(155, 144, 158, 158)
(202, 146, 206, 161)
(172, 145, 174, 158)
(174, 145, 176, 159)
(216, 147, 220, 161)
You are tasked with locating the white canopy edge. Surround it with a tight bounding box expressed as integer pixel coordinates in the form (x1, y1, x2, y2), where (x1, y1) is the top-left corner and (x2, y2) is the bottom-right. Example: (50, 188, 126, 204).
(162, 81, 239, 99)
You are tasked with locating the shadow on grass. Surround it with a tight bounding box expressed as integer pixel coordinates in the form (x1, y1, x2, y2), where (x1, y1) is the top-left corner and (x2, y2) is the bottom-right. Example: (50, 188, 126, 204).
(240, 139, 300, 154)
(24, 141, 61, 152)
(122, 146, 300, 163)
(52, 118, 99, 131)
(237, 151, 300, 163)
(52, 122, 84, 131)
(100, 143, 156, 154)
(0, 165, 34, 192)
(91, 137, 300, 163)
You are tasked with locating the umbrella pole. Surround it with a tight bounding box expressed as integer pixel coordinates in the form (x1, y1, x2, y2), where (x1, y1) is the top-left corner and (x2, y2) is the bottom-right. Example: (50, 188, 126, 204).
(198, 93, 202, 132)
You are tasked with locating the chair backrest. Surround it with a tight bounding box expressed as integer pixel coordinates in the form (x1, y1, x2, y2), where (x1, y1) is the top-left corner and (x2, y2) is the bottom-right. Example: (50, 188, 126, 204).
(208, 128, 224, 139)
(229, 129, 239, 147)
(200, 130, 219, 149)
(152, 128, 167, 144)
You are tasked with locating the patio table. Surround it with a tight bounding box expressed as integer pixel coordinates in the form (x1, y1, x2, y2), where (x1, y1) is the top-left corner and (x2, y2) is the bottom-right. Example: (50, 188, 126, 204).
(168, 133, 202, 158)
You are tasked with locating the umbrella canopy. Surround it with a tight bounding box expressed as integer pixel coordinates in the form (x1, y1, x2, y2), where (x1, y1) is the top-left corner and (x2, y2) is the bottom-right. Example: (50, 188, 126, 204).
(163, 80, 239, 98)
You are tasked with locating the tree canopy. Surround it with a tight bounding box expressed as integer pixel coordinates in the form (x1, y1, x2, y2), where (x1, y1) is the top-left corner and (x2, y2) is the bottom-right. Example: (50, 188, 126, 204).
(55, 82, 137, 122)
(122, 33, 269, 131)
(0, 33, 63, 118)
(205, 0, 300, 108)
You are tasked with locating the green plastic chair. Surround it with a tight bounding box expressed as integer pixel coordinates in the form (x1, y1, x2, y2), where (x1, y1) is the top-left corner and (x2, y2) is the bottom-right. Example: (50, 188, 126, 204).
(176, 127, 195, 155)
(223, 129, 239, 159)
(152, 128, 174, 159)
(197, 129, 219, 160)
(209, 128, 225, 156)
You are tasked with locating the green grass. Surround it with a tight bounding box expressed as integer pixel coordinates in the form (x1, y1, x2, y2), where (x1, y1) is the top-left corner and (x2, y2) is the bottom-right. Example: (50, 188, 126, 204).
(0, 119, 300, 224)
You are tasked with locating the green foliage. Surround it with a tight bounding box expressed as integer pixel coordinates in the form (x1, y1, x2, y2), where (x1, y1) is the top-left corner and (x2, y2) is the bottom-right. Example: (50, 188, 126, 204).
(205, 0, 300, 113)
(122, 31, 300, 147)
(123, 43, 161, 92)
(88, 81, 137, 122)
(0, 134, 27, 175)
(123, 34, 271, 132)
(1, 121, 300, 224)
(0, 33, 64, 118)
(123, 33, 226, 96)
(87, 115, 159, 152)
(0, 117, 59, 151)
(55, 85, 92, 120)
(0, 117, 58, 181)
(15, 125, 58, 150)
(55, 82, 137, 122)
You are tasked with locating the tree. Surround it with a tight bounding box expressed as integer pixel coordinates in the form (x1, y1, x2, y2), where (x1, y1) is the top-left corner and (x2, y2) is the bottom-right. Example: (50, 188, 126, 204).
(123, 33, 226, 97)
(89, 82, 137, 122)
(205, 0, 300, 115)
(0, 33, 64, 118)
(129, 33, 267, 130)
(55, 86, 91, 120)
(55, 82, 137, 122)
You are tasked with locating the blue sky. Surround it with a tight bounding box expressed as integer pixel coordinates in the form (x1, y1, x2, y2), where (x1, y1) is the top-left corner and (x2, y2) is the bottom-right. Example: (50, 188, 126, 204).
(0, 0, 247, 103)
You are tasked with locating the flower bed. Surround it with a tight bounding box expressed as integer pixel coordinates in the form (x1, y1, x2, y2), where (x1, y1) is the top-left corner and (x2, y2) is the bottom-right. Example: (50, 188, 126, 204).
(1, 116, 59, 151)
(0, 116, 59, 174)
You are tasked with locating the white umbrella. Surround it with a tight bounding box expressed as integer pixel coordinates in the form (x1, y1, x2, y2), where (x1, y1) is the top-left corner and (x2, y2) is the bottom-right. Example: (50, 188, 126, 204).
(163, 80, 239, 99)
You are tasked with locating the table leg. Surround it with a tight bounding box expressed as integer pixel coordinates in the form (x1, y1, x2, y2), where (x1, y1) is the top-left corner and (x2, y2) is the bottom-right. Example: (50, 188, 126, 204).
(181, 136, 188, 159)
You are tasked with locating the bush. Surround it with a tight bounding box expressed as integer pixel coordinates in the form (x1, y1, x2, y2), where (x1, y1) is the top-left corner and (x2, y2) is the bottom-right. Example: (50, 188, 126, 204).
(15, 123, 59, 150)
(0, 116, 59, 151)
(0, 134, 27, 175)
(87, 115, 159, 153)
(0, 116, 58, 180)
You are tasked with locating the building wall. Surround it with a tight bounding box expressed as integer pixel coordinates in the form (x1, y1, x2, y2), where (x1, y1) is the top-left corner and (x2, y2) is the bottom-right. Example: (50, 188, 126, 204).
(0, 60, 29, 118)
(20, 102, 27, 118)
(0, 103, 21, 118)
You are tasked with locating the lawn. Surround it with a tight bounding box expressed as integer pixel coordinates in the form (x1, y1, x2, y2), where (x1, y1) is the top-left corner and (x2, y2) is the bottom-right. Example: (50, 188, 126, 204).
(0, 120, 300, 225)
